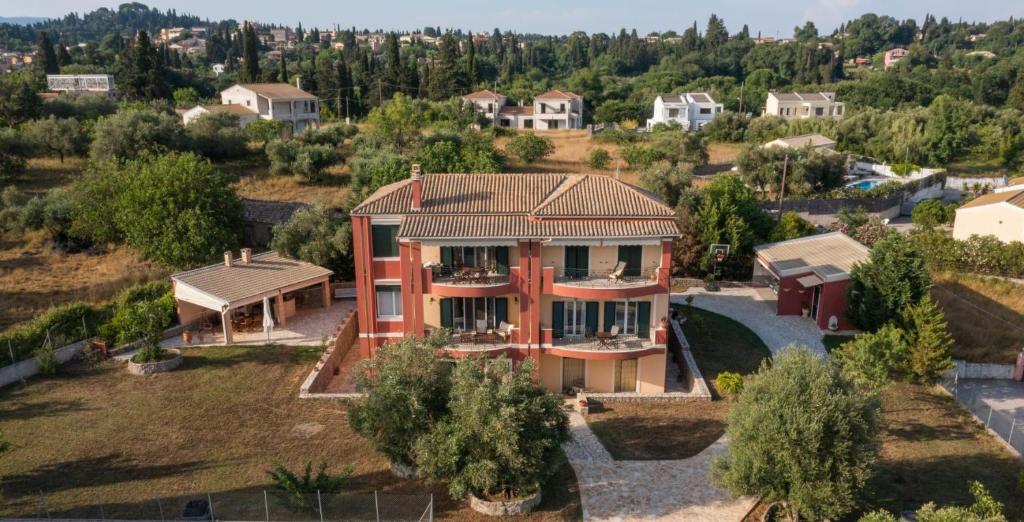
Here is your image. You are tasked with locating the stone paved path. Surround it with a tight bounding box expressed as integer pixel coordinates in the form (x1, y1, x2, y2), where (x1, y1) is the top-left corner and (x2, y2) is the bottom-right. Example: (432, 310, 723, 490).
(563, 408, 756, 521)
(672, 287, 827, 356)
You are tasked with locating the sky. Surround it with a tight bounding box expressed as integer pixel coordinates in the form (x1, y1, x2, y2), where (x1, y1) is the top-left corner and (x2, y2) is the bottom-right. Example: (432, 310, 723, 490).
(3, 0, 1023, 37)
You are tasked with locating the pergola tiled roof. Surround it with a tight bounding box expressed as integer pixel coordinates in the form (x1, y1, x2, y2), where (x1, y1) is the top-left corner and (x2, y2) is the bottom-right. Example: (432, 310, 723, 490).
(350, 173, 679, 240)
(172, 251, 332, 309)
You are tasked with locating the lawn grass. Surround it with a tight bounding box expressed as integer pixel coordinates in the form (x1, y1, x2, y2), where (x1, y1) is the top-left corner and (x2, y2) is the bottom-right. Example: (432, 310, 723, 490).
(585, 305, 770, 460)
(860, 382, 1024, 518)
(0, 231, 167, 332)
(930, 271, 1024, 363)
(0, 346, 581, 521)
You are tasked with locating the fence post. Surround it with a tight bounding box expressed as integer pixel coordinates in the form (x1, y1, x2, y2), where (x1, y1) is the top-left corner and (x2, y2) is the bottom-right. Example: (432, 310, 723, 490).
(39, 490, 50, 519)
(430, 493, 434, 522)
(1009, 418, 1016, 446)
(264, 490, 270, 522)
(158, 498, 165, 521)
(99, 503, 105, 520)
(208, 493, 215, 521)
(375, 490, 380, 522)
(986, 405, 994, 428)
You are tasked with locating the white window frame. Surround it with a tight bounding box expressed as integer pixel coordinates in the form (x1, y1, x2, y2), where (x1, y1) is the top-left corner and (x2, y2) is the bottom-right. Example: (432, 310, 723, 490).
(451, 297, 497, 332)
(375, 285, 403, 320)
(614, 300, 639, 335)
(564, 301, 587, 338)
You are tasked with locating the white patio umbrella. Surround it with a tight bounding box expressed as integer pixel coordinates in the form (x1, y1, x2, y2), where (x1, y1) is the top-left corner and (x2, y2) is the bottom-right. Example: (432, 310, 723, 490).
(262, 296, 275, 343)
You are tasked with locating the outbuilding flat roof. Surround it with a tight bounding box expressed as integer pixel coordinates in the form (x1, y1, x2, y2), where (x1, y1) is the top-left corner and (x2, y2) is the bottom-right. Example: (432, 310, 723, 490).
(755, 232, 870, 282)
(172, 251, 332, 309)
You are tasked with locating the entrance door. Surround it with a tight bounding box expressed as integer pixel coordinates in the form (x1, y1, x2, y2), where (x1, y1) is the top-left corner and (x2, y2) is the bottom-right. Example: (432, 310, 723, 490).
(615, 359, 638, 392)
(810, 285, 822, 320)
(562, 358, 586, 392)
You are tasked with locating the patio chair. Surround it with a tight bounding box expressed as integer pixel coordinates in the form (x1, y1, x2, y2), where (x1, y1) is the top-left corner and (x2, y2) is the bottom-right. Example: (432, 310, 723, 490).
(608, 261, 627, 283)
(497, 321, 515, 342)
(596, 325, 620, 347)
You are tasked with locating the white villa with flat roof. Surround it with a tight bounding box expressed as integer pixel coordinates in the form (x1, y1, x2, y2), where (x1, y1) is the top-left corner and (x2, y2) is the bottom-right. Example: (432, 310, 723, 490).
(764, 92, 844, 120)
(463, 89, 584, 130)
(646, 93, 723, 131)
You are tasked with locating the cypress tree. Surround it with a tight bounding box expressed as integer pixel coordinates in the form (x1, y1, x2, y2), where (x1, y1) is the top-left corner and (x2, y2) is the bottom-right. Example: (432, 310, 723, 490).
(466, 35, 476, 87)
(279, 51, 288, 83)
(241, 22, 260, 83)
(35, 31, 60, 75)
(57, 42, 72, 66)
(902, 297, 955, 384)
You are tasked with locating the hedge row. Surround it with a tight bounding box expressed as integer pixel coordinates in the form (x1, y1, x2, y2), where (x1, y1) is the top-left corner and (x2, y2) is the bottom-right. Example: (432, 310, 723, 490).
(0, 280, 174, 364)
(910, 230, 1024, 279)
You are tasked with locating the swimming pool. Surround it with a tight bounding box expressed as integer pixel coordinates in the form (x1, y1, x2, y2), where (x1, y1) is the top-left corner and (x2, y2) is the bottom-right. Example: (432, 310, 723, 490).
(847, 179, 884, 190)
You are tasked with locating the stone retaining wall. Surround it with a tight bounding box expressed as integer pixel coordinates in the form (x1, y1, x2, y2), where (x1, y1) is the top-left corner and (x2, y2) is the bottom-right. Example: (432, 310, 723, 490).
(299, 310, 359, 397)
(127, 349, 183, 375)
(950, 359, 1016, 380)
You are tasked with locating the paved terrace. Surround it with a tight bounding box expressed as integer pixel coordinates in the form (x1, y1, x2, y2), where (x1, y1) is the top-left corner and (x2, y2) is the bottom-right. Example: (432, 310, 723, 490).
(161, 302, 355, 348)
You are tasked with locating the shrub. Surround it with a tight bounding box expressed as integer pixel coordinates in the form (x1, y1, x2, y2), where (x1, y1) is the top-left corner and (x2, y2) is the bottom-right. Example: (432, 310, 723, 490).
(587, 148, 611, 169)
(267, 461, 352, 510)
(0, 302, 112, 363)
(832, 324, 907, 388)
(266, 140, 342, 182)
(860, 481, 1005, 522)
(847, 234, 931, 332)
(620, 144, 664, 169)
(349, 333, 452, 467)
(34, 343, 60, 376)
(701, 111, 750, 142)
(770, 212, 815, 242)
(186, 111, 249, 161)
(715, 372, 744, 397)
(911, 199, 955, 229)
(713, 347, 880, 521)
(414, 356, 569, 500)
(505, 133, 554, 164)
(247, 119, 290, 146)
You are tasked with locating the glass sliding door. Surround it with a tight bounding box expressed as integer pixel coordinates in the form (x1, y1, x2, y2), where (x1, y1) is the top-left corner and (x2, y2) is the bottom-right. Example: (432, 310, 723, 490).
(614, 301, 639, 335)
(564, 301, 586, 337)
(442, 297, 507, 331)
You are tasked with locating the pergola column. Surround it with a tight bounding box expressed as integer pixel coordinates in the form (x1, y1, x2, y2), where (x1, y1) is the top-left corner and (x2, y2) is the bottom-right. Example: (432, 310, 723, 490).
(221, 309, 233, 345)
(276, 290, 288, 327)
(321, 280, 332, 308)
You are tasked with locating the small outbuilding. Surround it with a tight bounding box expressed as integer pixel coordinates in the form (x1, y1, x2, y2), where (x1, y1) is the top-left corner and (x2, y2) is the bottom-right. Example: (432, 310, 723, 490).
(753, 232, 870, 331)
(953, 189, 1024, 244)
(171, 249, 333, 344)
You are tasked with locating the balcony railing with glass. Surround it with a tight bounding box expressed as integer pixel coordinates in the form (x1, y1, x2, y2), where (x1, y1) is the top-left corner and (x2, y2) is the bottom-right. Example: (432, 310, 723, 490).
(430, 264, 510, 286)
(552, 267, 659, 288)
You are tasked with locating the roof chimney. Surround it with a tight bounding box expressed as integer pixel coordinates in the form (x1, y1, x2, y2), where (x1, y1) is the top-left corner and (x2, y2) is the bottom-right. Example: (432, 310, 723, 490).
(240, 248, 252, 264)
(295, 75, 302, 91)
(224, 251, 234, 267)
(410, 164, 422, 211)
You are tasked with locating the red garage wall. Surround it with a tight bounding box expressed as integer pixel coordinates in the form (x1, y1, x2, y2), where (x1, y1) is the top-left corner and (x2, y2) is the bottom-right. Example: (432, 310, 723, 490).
(816, 278, 853, 331)
(775, 272, 815, 316)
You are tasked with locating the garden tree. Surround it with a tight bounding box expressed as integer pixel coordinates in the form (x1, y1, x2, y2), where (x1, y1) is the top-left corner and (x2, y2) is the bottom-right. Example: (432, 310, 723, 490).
(847, 233, 932, 332)
(414, 131, 503, 173)
(0, 127, 33, 182)
(505, 133, 555, 164)
(271, 203, 353, 278)
(349, 332, 452, 467)
(429, 32, 462, 100)
(266, 140, 341, 182)
(35, 31, 60, 75)
(20, 188, 73, 241)
(922, 94, 973, 164)
(119, 30, 166, 99)
(639, 164, 694, 209)
(911, 199, 954, 229)
(349, 146, 412, 197)
(901, 296, 955, 384)
(171, 87, 201, 108)
(700, 111, 749, 142)
(89, 108, 184, 161)
(587, 148, 611, 169)
(851, 217, 890, 247)
(859, 481, 1006, 522)
(43, 92, 118, 121)
(246, 119, 289, 147)
(80, 152, 241, 269)
(713, 347, 881, 521)
(649, 130, 709, 166)
(366, 93, 424, 152)
(240, 22, 260, 82)
(185, 112, 249, 161)
(122, 295, 176, 363)
(832, 324, 908, 388)
(414, 356, 569, 500)
(593, 99, 647, 124)
(769, 212, 815, 242)
(278, 51, 288, 84)
(736, 145, 844, 196)
(0, 73, 42, 126)
(691, 174, 773, 275)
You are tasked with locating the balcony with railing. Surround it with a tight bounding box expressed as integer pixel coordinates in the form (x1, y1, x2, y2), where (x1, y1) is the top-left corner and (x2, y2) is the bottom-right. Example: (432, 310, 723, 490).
(544, 266, 665, 298)
(423, 264, 516, 297)
(545, 332, 664, 360)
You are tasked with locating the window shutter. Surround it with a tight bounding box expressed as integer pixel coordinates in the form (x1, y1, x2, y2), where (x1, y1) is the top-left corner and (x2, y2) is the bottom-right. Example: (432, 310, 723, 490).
(618, 246, 642, 277)
(440, 247, 453, 266)
(552, 301, 564, 339)
(604, 302, 616, 332)
(495, 298, 508, 325)
(495, 247, 509, 275)
(440, 298, 453, 329)
(585, 302, 599, 337)
(637, 301, 651, 338)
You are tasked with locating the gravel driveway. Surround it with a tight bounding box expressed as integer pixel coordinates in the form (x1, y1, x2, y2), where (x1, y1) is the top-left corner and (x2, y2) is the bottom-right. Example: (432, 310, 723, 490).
(671, 287, 827, 356)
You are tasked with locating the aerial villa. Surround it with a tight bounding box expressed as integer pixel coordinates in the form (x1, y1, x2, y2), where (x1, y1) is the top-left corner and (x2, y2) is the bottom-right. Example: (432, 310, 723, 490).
(349, 165, 681, 395)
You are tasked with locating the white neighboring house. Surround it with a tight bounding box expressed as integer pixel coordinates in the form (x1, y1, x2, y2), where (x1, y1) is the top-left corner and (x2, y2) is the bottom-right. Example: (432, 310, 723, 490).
(953, 189, 1024, 244)
(763, 133, 837, 151)
(764, 92, 844, 120)
(219, 82, 320, 133)
(212, 63, 225, 76)
(462, 89, 583, 130)
(182, 104, 260, 127)
(645, 92, 723, 131)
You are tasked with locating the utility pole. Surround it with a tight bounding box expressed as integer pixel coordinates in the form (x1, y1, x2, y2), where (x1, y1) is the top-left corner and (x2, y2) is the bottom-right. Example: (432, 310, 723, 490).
(345, 96, 350, 124)
(378, 78, 383, 106)
(778, 154, 789, 219)
(738, 82, 744, 114)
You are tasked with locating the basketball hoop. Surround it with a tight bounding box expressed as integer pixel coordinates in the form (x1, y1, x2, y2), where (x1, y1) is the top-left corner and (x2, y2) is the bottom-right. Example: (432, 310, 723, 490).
(709, 243, 731, 262)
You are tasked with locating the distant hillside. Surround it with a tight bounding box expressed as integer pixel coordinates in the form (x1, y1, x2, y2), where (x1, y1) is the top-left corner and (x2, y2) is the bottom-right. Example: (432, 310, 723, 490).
(0, 17, 48, 25)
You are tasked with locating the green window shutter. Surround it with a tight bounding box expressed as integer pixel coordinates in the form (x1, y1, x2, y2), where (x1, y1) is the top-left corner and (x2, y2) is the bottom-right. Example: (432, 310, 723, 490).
(495, 247, 509, 275)
(552, 301, 564, 339)
(440, 298, 453, 329)
(637, 301, 651, 338)
(565, 246, 589, 277)
(604, 302, 616, 332)
(585, 302, 599, 337)
(371, 225, 399, 258)
(618, 246, 642, 277)
(495, 298, 508, 325)
(440, 247, 453, 266)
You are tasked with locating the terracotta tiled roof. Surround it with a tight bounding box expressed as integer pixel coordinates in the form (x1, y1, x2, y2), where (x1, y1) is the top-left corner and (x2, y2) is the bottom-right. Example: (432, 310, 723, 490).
(462, 89, 503, 100)
(958, 189, 1024, 210)
(351, 173, 679, 239)
(236, 83, 316, 100)
(755, 232, 870, 281)
(535, 89, 580, 100)
(172, 251, 332, 306)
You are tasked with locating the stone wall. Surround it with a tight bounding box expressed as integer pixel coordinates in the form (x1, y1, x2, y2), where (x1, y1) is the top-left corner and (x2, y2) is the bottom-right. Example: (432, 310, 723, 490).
(950, 359, 1016, 380)
(945, 176, 1007, 191)
(299, 310, 359, 396)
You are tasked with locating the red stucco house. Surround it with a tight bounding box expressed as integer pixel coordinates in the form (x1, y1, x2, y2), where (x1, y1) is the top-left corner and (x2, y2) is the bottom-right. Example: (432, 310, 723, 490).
(752, 232, 870, 331)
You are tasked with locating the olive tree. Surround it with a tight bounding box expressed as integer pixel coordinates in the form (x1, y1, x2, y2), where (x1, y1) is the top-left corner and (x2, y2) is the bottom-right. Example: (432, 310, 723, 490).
(89, 108, 184, 161)
(505, 133, 554, 164)
(271, 203, 353, 279)
(713, 347, 880, 521)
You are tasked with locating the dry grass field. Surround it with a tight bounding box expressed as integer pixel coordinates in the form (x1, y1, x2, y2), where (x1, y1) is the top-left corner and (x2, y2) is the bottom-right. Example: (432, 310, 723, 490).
(232, 165, 352, 207)
(930, 272, 1024, 363)
(0, 345, 582, 521)
(0, 231, 167, 332)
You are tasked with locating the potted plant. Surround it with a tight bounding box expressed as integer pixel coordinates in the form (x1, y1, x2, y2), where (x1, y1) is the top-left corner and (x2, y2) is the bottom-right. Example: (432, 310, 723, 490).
(125, 299, 181, 375)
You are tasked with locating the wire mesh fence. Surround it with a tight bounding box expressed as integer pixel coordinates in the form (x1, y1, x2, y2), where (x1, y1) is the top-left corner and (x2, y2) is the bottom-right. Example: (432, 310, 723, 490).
(20, 490, 433, 522)
(941, 374, 1023, 457)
